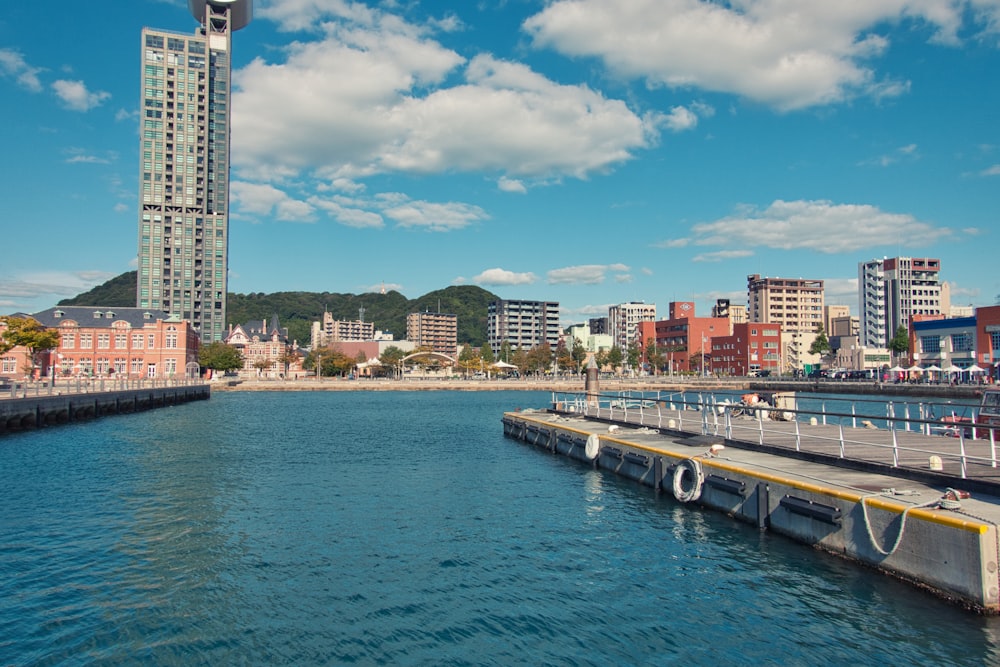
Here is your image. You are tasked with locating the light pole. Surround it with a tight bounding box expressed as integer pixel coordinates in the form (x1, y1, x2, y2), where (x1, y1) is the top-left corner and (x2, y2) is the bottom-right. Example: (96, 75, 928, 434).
(700, 333, 706, 377)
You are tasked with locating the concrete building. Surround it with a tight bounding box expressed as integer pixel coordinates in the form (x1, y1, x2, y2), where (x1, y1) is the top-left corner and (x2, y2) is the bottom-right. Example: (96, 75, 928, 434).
(311, 312, 376, 349)
(747, 274, 824, 334)
(909, 315, 977, 372)
(407, 311, 458, 357)
(566, 323, 613, 355)
(588, 317, 609, 335)
(859, 256, 942, 349)
(23, 307, 200, 380)
(637, 302, 728, 375)
(712, 298, 747, 334)
(608, 302, 656, 352)
(487, 299, 560, 355)
(709, 322, 782, 377)
(136, 0, 252, 343)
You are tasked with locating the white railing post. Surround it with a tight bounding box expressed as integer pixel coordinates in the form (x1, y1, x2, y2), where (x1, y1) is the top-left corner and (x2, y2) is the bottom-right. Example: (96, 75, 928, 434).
(839, 423, 846, 458)
(891, 427, 899, 467)
(959, 433, 968, 479)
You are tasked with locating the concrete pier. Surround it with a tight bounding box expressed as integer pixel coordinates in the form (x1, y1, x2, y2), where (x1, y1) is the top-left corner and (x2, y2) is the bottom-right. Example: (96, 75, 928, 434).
(502, 408, 1000, 613)
(0, 384, 210, 435)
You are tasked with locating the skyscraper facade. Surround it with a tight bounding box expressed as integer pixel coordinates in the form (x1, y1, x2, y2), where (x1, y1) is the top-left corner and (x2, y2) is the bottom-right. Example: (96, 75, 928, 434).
(136, 0, 251, 343)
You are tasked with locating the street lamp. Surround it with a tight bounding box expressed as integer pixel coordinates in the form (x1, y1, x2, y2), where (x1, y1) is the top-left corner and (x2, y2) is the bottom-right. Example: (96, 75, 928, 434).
(700, 333, 706, 378)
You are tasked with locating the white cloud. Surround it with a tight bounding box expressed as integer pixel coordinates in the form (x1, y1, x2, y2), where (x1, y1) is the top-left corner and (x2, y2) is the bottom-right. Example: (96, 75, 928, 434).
(498, 176, 527, 193)
(547, 263, 630, 285)
(309, 197, 385, 229)
(51, 79, 110, 112)
(0, 48, 43, 92)
(231, 182, 316, 222)
(663, 105, 698, 132)
(0, 270, 118, 313)
(981, 165, 1000, 176)
(522, 0, 992, 111)
(692, 249, 755, 262)
(823, 278, 860, 305)
(687, 199, 953, 254)
(473, 268, 538, 286)
(382, 199, 488, 231)
(232, 14, 655, 185)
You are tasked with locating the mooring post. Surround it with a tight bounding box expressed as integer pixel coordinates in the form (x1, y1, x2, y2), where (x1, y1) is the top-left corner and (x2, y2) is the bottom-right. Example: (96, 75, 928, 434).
(585, 356, 599, 407)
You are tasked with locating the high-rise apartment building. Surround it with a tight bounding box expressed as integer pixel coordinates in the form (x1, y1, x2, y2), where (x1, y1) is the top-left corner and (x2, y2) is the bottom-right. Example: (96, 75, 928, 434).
(407, 312, 458, 357)
(136, 0, 252, 343)
(608, 302, 656, 351)
(487, 300, 560, 355)
(859, 257, 942, 348)
(747, 274, 824, 334)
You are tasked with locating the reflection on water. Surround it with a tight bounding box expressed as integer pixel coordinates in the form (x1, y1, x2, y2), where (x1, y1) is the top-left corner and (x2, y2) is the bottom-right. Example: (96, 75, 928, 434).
(2, 390, 1000, 665)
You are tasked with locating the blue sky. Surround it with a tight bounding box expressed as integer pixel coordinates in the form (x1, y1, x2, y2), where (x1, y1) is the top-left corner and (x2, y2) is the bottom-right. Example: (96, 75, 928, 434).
(2, 0, 999, 327)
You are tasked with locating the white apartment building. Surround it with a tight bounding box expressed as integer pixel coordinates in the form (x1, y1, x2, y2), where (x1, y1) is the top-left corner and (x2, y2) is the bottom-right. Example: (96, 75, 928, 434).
(859, 257, 942, 348)
(487, 299, 560, 355)
(608, 302, 656, 351)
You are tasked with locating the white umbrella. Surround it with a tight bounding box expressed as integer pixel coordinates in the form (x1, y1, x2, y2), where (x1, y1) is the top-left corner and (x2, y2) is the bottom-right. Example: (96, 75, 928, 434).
(906, 364, 923, 372)
(889, 365, 905, 372)
(924, 364, 942, 372)
(943, 365, 962, 373)
(968, 364, 985, 373)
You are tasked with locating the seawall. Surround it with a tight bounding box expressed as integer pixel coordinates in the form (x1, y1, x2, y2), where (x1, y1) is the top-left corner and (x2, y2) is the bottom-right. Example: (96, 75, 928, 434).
(0, 384, 211, 435)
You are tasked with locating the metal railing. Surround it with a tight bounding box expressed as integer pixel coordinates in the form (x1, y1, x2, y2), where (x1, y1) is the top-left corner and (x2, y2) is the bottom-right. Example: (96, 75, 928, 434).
(1, 377, 206, 401)
(551, 390, 998, 481)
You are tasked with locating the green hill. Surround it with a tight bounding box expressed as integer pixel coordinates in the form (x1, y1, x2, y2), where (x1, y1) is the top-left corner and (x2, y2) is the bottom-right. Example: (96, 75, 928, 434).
(59, 272, 499, 346)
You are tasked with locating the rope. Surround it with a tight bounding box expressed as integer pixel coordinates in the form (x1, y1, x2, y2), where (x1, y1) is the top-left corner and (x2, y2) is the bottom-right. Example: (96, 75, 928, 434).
(860, 488, 977, 557)
(860, 491, 942, 557)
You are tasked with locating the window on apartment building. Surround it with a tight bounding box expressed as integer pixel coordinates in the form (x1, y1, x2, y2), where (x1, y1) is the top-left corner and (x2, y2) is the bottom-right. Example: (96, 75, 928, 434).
(97, 333, 110, 349)
(951, 333, 972, 352)
(62, 333, 75, 348)
(80, 333, 93, 349)
(920, 335, 941, 354)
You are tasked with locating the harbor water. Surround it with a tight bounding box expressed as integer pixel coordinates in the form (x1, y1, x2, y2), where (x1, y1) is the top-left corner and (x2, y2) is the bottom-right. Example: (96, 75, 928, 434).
(3, 391, 1000, 665)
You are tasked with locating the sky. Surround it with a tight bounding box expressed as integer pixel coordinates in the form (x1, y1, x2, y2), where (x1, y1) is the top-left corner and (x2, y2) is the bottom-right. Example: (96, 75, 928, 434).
(1, 0, 999, 328)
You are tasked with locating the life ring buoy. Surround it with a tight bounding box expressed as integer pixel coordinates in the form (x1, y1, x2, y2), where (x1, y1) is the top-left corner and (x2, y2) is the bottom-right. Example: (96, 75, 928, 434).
(585, 434, 600, 460)
(672, 458, 704, 503)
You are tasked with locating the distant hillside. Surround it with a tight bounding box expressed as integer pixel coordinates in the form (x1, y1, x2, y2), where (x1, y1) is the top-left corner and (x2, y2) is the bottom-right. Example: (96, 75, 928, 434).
(59, 271, 139, 309)
(60, 272, 499, 347)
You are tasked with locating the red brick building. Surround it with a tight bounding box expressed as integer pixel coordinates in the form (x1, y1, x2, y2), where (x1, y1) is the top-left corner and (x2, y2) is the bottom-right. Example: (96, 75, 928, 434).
(29, 306, 200, 379)
(709, 322, 782, 377)
(637, 302, 729, 374)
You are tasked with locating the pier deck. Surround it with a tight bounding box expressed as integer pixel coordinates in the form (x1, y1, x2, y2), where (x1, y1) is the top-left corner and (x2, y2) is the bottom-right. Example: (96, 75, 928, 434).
(503, 407, 1000, 613)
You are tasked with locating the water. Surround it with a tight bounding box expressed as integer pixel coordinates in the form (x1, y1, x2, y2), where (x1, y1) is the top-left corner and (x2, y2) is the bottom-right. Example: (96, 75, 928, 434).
(3, 391, 1000, 666)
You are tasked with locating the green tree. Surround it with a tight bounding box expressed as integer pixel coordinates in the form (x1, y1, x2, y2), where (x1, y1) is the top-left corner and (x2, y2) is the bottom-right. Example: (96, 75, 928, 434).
(199, 341, 244, 375)
(646, 337, 665, 375)
(809, 324, 833, 361)
(480, 344, 495, 365)
(889, 325, 909, 360)
(457, 344, 481, 375)
(379, 345, 407, 378)
(571, 339, 587, 373)
(607, 346, 623, 374)
(626, 341, 641, 375)
(306, 346, 354, 377)
(511, 348, 529, 375)
(526, 343, 553, 375)
(277, 350, 298, 378)
(499, 340, 512, 363)
(0, 316, 61, 377)
(594, 349, 609, 371)
(555, 339, 572, 374)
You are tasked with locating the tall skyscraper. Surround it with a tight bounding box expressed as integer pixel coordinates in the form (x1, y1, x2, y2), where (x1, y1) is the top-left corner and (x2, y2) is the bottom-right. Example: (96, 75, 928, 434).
(859, 256, 942, 348)
(137, 0, 251, 343)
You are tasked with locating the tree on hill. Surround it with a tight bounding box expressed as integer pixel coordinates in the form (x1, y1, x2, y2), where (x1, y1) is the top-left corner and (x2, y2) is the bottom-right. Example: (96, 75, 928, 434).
(57, 271, 501, 348)
(58, 271, 138, 308)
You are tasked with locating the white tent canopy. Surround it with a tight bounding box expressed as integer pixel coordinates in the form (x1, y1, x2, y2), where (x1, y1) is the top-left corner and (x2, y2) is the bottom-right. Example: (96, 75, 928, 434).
(492, 361, 518, 369)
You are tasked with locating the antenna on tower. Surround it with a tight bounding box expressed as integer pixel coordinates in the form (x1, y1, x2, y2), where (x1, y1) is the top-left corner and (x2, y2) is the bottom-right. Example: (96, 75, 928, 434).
(359, 306, 365, 323)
